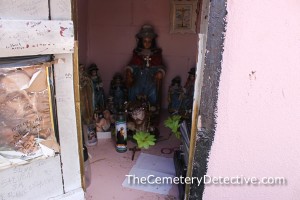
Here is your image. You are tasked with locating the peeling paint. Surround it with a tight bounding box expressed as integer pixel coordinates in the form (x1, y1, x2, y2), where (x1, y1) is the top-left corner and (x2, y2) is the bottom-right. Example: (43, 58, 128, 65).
(249, 70, 256, 80)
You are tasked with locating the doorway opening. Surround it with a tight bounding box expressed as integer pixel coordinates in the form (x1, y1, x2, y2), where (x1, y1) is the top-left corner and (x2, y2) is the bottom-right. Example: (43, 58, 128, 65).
(75, 1, 213, 199)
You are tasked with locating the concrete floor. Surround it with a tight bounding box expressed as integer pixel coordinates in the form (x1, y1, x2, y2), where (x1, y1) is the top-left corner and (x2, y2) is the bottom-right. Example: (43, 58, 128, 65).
(85, 111, 181, 200)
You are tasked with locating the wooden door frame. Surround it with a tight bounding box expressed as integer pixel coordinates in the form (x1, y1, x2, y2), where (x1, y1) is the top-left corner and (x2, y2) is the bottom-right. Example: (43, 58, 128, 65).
(185, 0, 227, 199)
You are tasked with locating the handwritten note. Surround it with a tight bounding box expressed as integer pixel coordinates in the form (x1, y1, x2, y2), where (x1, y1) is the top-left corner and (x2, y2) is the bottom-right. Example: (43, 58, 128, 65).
(0, 20, 74, 57)
(0, 156, 63, 200)
(0, 0, 48, 20)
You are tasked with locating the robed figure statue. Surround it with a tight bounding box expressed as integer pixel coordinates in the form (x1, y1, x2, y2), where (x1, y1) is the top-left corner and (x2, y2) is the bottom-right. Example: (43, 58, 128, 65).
(125, 24, 166, 112)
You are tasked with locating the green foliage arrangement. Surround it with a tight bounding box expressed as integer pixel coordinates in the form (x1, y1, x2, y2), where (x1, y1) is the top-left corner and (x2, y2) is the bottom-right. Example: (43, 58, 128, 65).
(133, 131, 156, 149)
(164, 115, 181, 139)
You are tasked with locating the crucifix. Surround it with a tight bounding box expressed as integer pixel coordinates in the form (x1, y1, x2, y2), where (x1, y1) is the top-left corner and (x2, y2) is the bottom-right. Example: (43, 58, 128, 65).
(129, 146, 141, 161)
(144, 56, 152, 67)
(177, 7, 189, 28)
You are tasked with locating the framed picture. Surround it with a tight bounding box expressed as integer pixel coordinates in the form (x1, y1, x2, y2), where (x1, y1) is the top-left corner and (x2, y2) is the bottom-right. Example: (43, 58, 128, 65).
(170, 0, 198, 34)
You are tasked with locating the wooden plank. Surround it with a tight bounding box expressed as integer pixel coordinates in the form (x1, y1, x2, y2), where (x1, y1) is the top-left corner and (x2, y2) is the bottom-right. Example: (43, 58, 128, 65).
(54, 53, 82, 193)
(188, 0, 227, 199)
(72, 41, 85, 190)
(0, 156, 64, 200)
(0, 20, 74, 57)
(50, 0, 72, 20)
(0, 0, 49, 20)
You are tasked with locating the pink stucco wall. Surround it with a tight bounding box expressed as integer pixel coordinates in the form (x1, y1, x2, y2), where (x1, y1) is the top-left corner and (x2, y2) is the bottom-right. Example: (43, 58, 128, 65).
(78, 0, 199, 108)
(203, 0, 300, 199)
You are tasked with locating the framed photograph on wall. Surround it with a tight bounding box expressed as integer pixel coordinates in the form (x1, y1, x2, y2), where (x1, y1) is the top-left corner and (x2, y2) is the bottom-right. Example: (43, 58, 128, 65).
(170, 0, 198, 34)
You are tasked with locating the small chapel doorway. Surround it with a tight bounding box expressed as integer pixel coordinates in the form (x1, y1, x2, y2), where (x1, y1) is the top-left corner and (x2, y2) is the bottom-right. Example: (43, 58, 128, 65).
(75, 0, 204, 199)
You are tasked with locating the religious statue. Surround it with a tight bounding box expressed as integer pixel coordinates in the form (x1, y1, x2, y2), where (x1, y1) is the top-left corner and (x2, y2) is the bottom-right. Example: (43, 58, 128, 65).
(95, 109, 112, 132)
(168, 76, 184, 114)
(184, 67, 195, 107)
(181, 67, 196, 119)
(125, 24, 166, 112)
(126, 96, 160, 139)
(79, 64, 94, 124)
(88, 63, 106, 113)
(109, 73, 127, 113)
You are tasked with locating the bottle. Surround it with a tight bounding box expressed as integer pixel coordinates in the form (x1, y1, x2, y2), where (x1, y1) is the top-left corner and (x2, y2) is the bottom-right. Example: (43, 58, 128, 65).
(115, 113, 127, 152)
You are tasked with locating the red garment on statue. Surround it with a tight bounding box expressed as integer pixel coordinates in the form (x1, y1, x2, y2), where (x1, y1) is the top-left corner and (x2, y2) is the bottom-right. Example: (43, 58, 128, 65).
(129, 49, 163, 67)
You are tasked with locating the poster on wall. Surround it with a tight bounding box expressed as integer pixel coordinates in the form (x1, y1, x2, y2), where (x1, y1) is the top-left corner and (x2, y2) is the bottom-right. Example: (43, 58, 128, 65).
(170, 0, 198, 34)
(0, 62, 59, 169)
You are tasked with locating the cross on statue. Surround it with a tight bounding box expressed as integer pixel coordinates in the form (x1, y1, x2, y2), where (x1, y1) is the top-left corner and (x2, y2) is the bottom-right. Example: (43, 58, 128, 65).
(95, 83, 102, 91)
(144, 56, 152, 67)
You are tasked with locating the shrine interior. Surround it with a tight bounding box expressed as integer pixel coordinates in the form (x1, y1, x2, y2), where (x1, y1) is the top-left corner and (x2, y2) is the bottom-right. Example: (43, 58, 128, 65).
(77, 1, 201, 199)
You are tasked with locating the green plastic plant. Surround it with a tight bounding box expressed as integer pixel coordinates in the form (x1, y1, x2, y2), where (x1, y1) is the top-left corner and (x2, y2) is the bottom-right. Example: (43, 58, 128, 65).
(133, 131, 156, 149)
(164, 115, 181, 139)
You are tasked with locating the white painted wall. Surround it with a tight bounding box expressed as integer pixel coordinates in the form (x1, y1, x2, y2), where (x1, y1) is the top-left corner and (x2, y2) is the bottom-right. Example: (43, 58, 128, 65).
(0, 0, 84, 199)
(0, 20, 74, 57)
(203, 0, 300, 199)
(0, 156, 64, 200)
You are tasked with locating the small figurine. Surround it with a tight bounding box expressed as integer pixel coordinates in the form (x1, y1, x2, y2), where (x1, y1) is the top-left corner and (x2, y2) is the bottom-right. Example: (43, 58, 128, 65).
(79, 64, 94, 124)
(181, 67, 196, 118)
(106, 96, 117, 114)
(95, 109, 112, 132)
(168, 76, 184, 114)
(184, 68, 195, 106)
(126, 97, 159, 139)
(88, 63, 106, 112)
(126, 98, 149, 132)
(109, 73, 127, 112)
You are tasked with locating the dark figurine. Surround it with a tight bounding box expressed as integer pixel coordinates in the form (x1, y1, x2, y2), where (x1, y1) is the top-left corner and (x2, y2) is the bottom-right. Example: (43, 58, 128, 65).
(106, 96, 117, 114)
(168, 76, 184, 114)
(88, 63, 106, 112)
(79, 64, 94, 123)
(109, 73, 127, 112)
(181, 67, 196, 117)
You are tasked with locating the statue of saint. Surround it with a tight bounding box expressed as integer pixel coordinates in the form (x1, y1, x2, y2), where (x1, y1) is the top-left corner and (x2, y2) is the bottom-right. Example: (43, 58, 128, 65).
(88, 63, 106, 113)
(184, 67, 195, 107)
(79, 64, 94, 124)
(126, 97, 160, 139)
(109, 73, 127, 113)
(125, 24, 166, 110)
(181, 67, 196, 118)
